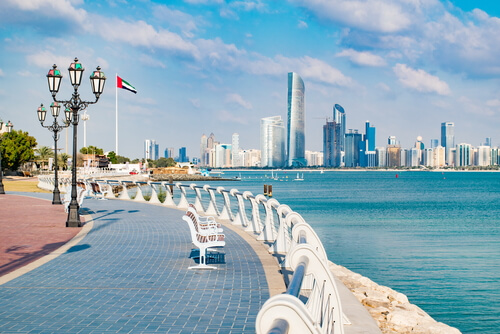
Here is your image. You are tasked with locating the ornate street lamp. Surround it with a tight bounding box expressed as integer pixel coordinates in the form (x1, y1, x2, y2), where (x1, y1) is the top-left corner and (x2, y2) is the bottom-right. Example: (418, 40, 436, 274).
(37, 103, 70, 204)
(0, 120, 13, 195)
(47, 58, 106, 227)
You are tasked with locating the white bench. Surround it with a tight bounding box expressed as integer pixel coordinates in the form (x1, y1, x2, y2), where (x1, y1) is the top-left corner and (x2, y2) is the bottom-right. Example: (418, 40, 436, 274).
(63, 185, 87, 213)
(90, 181, 109, 200)
(187, 204, 223, 233)
(182, 210, 225, 270)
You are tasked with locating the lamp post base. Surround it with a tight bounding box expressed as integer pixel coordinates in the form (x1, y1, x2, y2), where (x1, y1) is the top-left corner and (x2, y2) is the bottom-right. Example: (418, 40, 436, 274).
(52, 188, 62, 205)
(66, 204, 81, 227)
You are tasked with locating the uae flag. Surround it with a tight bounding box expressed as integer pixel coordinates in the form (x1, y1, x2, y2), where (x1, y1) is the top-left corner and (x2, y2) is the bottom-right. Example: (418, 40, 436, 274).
(116, 76, 137, 94)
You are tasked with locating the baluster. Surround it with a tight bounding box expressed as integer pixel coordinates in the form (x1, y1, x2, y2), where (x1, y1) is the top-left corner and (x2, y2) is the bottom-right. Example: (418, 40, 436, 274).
(231, 189, 249, 227)
(204, 185, 220, 216)
(161, 181, 176, 207)
(133, 182, 146, 202)
(243, 191, 262, 233)
(217, 187, 233, 221)
(118, 181, 131, 200)
(256, 195, 277, 242)
(148, 181, 161, 204)
(176, 183, 189, 209)
(190, 184, 205, 213)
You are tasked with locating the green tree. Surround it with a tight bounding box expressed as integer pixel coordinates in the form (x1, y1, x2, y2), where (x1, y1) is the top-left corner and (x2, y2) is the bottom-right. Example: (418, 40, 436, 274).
(116, 155, 130, 164)
(80, 145, 103, 155)
(156, 157, 176, 167)
(35, 146, 53, 169)
(0, 130, 37, 171)
(59, 153, 71, 170)
(107, 151, 118, 164)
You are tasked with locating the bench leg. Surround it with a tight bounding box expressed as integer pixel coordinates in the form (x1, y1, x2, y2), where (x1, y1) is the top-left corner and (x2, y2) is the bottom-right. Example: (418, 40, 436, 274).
(188, 246, 217, 270)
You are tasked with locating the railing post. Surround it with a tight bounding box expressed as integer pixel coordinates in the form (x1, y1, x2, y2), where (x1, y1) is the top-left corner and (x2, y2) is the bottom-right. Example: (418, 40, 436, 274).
(256, 195, 277, 242)
(161, 182, 176, 207)
(148, 181, 161, 204)
(133, 181, 146, 202)
(268, 204, 293, 254)
(118, 181, 131, 200)
(243, 191, 262, 234)
(231, 189, 248, 227)
(176, 183, 189, 209)
(204, 185, 220, 216)
(217, 187, 234, 221)
(190, 184, 205, 213)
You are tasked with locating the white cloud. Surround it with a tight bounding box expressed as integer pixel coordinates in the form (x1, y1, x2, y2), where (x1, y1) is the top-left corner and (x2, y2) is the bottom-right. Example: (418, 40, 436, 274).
(283, 56, 355, 87)
(486, 99, 500, 107)
(217, 109, 248, 124)
(393, 63, 451, 95)
(5, 0, 88, 25)
(298, 20, 308, 29)
(225, 93, 252, 109)
(153, 5, 199, 38)
(377, 82, 391, 92)
(89, 17, 200, 59)
(0, 69, 4, 77)
(138, 54, 166, 68)
(336, 49, 386, 67)
(291, 0, 414, 33)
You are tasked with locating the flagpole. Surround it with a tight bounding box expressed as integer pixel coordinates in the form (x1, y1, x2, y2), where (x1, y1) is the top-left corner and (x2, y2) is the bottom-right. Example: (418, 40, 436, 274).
(115, 73, 118, 155)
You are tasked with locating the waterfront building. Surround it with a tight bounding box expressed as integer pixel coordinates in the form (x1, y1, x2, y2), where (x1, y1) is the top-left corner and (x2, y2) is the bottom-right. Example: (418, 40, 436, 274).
(260, 116, 286, 167)
(287, 72, 307, 167)
(231, 133, 241, 167)
(376, 147, 387, 167)
(365, 151, 377, 167)
(323, 120, 336, 167)
(485, 137, 492, 147)
(214, 144, 232, 168)
(491, 148, 499, 165)
(365, 121, 376, 151)
(430, 139, 439, 148)
(441, 122, 455, 166)
(476, 146, 491, 166)
(305, 151, 323, 166)
(144, 139, 159, 160)
(344, 129, 363, 167)
(423, 148, 433, 167)
(178, 147, 188, 163)
(241, 149, 261, 167)
(400, 148, 408, 167)
(388, 136, 397, 146)
(164, 147, 174, 159)
(200, 134, 207, 165)
(432, 146, 446, 167)
(333, 104, 346, 167)
(387, 145, 401, 167)
(409, 147, 421, 167)
(456, 143, 472, 167)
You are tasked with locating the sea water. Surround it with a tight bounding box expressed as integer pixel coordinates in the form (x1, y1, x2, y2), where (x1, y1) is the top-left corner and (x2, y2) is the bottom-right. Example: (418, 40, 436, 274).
(214, 170, 500, 333)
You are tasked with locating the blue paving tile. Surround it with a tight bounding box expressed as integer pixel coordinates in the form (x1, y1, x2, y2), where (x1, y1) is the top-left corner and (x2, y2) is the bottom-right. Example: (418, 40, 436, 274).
(0, 195, 270, 333)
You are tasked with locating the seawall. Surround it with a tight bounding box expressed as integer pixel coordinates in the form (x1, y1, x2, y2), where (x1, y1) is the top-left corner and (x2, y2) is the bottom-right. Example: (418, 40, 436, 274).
(328, 261, 461, 334)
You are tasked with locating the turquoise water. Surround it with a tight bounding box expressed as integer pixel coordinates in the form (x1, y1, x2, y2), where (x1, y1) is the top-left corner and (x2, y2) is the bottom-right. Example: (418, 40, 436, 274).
(214, 170, 500, 333)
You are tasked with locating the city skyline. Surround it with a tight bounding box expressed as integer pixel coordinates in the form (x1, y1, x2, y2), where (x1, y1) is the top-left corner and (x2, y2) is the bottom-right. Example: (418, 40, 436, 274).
(1, 1, 500, 159)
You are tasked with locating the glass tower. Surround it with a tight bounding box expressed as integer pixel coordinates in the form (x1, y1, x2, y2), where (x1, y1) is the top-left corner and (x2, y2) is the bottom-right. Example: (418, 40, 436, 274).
(441, 122, 455, 165)
(287, 72, 306, 167)
(333, 104, 346, 167)
(323, 120, 336, 167)
(260, 116, 286, 167)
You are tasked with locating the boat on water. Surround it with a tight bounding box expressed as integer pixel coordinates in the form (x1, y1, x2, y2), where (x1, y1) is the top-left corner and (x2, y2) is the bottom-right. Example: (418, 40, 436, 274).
(293, 173, 304, 181)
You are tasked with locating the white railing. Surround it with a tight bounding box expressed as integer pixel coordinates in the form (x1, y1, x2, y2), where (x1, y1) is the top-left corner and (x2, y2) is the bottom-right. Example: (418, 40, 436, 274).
(37, 176, 345, 333)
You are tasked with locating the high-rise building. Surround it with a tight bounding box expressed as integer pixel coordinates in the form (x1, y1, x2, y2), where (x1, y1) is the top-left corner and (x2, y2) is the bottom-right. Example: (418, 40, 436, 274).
(476, 146, 491, 166)
(430, 139, 439, 148)
(260, 116, 285, 167)
(305, 151, 323, 166)
(200, 134, 207, 165)
(344, 129, 363, 167)
(231, 133, 241, 167)
(323, 120, 336, 167)
(164, 147, 174, 159)
(144, 139, 159, 160)
(333, 104, 346, 166)
(456, 143, 471, 167)
(441, 122, 455, 166)
(365, 121, 376, 151)
(178, 147, 187, 163)
(387, 145, 401, 167)
(376, 147, 387, 167)
(287, 72, 306, 167)
(388, 136, 397, 146)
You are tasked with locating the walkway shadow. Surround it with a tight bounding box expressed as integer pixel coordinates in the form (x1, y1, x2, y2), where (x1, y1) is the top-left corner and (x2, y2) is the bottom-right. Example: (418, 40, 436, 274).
(0, 242, 66, 277)
(66, 244, 91, 253)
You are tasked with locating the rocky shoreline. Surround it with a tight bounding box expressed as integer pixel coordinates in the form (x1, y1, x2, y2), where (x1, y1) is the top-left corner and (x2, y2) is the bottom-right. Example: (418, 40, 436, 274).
(328, 262, 461, 334)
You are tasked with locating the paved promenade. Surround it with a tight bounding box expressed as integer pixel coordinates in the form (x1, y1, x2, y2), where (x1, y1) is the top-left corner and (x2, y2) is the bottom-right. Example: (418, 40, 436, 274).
(0, 193, 275, 333)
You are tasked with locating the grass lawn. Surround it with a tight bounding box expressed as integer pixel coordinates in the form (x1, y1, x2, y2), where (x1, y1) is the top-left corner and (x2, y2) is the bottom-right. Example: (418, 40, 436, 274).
(2, 179, 51, 193)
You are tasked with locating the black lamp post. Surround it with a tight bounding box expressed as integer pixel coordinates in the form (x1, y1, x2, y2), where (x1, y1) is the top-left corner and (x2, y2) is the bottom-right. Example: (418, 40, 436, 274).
(46, 58, 106, 227)
(0, 120, 14, 195)
(37, 103, 70, 204)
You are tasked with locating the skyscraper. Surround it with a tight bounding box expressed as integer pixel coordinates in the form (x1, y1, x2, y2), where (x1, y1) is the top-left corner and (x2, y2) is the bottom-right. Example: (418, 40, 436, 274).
(441, 122, 455, 166)
(200, 134, 207, 165)
(323, 120, 336, 167)
(344, 129, 363, 167)
(287, 72, 306, 167)
(333, 104, 346, 166)
(144, 139, 159, 160)
(178, 147, 187, 163)
(260, 116, 285, 167)
(231, 133, 241, 167)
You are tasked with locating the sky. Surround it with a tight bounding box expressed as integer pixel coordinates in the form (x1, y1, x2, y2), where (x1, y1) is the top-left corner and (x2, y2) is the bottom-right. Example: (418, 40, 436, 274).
(1, 0, 500, 160)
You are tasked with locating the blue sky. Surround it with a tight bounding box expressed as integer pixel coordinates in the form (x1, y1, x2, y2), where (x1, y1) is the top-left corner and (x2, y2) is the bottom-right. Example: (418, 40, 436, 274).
(1, 0, 500, 160)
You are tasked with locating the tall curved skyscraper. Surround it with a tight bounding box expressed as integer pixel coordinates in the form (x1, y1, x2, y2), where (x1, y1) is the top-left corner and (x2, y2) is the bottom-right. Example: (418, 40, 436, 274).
(333, 104, 345, 167)
(287, 72, 306, 167)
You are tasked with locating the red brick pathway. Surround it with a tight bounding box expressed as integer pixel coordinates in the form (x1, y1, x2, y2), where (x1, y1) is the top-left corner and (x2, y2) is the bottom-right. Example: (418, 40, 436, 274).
(0, 194, 81, 276)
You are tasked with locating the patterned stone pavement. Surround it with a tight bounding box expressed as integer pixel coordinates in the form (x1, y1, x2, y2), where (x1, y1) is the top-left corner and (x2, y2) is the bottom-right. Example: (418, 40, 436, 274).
(0, 193, 270, 333)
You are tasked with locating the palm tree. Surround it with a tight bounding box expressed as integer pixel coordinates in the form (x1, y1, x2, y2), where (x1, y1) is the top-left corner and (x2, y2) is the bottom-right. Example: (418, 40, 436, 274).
(58, 153, 71, 170)
(35, 146, 53, 170)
